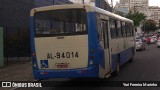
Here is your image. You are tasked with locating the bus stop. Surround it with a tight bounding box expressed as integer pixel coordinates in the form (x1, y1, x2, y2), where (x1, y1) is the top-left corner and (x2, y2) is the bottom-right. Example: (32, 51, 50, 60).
(0, 27, 4, 67)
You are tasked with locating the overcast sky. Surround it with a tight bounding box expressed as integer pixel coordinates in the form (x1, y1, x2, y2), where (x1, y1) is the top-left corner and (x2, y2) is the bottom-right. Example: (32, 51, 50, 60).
(107, 0, 160, 7)
(70, 0, 160, 7)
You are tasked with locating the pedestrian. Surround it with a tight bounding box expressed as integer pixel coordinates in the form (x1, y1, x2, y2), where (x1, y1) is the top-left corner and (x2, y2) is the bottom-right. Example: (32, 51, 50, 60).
(146, 37, 150, 45)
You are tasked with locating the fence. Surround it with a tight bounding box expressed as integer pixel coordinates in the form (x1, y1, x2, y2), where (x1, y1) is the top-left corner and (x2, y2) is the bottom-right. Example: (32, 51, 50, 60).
(3, 27, 31, 66)
(0, 27, 4, 67)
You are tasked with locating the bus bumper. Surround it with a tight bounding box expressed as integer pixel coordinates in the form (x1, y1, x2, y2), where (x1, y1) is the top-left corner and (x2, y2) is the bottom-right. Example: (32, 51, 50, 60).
(33, 66, 98, 80)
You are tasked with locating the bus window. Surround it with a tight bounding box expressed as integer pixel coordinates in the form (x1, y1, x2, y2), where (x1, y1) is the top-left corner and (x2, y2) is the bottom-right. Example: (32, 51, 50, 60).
(110, 19, 116, 38)
(132, 26, 134, 36)
(117, 21, 122, 37)
(121, 22, 126, 37)
(34, 9, 87, 37)
(126, 23, 133, 37)
(115, 20, 118, 38)
(102, 20, 109, 49)
(125, 23, 129, 37)
(96, 15, 103, 41)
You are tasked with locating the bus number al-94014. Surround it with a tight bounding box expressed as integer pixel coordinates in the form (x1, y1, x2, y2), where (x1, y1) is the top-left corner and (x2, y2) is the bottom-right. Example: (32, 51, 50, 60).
(47, 52, 79, 59)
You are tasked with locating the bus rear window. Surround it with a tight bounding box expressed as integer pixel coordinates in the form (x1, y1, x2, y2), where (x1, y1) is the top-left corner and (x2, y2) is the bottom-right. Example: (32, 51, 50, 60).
(34, 9, 87, 37)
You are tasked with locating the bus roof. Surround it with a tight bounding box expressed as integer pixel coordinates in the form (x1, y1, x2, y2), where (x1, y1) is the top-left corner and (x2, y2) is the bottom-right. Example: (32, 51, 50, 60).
(30, 4, 133, 23)
(30, 4, 92, 16)
(94, 7, 133, 23)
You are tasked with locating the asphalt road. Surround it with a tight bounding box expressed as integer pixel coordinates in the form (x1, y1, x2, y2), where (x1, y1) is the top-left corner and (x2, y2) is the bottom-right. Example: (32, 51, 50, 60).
(110, 43, 160, 81)
(16, 44, 160, 90)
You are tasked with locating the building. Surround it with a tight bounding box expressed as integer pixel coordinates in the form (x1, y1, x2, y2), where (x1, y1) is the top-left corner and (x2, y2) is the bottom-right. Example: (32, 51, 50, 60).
(0, 0, 73, 30)
(0, 0, 72, 59)
(148, 6, 160, 27)
(114, 0, 129, 15)
(115, 0, 149, 16)
(129, 0, 149, 16)
(0, 0, 34, 28)
(115, 0, 149, 36)
(116, 0, 160, 27)
(35, 0, 72, 7)
(70, 0, 112, 12)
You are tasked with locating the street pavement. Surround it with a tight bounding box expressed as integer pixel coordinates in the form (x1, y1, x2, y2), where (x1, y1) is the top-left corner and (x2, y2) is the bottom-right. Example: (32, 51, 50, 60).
(0, 61, 34, 81)
(0, 60, 34, 90)
(110, 43, 160, 81)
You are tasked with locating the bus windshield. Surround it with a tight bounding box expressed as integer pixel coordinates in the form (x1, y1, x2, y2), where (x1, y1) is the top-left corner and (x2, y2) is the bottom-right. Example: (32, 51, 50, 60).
(34, 9, 87, 37)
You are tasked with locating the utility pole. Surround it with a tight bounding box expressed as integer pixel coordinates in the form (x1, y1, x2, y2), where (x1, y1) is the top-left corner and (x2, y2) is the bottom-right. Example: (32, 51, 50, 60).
(109, 0, 113, 12)
(111, 0, 113, 10)
(129, 0, 131, 11)
(82, 0, 84, 4)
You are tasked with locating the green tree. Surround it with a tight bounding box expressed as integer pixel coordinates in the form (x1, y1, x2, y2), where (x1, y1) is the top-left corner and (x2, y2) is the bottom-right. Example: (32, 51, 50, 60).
(143, 20, 157, 33)
(126, 11, 146, 27)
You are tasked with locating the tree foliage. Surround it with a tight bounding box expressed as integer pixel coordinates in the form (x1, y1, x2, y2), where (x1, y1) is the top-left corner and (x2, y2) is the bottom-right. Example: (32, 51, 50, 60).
(143, 20, 157, 33)
(126, 11, 146, 27)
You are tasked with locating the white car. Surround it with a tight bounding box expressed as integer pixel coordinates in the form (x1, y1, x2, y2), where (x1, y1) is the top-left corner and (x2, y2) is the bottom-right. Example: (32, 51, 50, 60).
(151, 36, 157, 42)
(157, 37, 160, 48)
(150, 37, 155, 44)
(135, 38, 145, 51)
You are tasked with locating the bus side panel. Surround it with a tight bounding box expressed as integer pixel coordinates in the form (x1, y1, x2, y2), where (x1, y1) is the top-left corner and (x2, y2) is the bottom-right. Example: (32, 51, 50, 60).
(120, 36, 135, 65)
(87, 12, 99, 77)
(111, 47, 133, 72)
(120, 48, 132, 65)
(111, 54, 118, 72)
(30, 17, 39, 79)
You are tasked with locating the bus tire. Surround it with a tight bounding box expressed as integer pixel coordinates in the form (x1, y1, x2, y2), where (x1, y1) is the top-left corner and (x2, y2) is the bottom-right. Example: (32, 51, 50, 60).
(129, 56, 134, 63)
(129, 48, 135, 63)
(112, 57, 120, 76)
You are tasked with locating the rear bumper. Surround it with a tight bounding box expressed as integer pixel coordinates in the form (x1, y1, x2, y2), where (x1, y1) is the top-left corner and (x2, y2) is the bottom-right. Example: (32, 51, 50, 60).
(33, 66, 98, 80)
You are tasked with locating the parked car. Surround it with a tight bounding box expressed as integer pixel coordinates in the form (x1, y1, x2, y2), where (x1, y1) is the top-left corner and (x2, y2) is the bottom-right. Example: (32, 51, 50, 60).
(140, 36, 147, 42)
(151, 36, 157, 42)
(150, 37, 155, 44)
(157, 37, 160, 48)
(135, 38, 145, 51)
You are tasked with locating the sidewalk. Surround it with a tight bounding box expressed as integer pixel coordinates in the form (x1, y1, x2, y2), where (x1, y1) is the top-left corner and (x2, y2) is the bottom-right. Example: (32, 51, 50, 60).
(0, 61, 34, 81)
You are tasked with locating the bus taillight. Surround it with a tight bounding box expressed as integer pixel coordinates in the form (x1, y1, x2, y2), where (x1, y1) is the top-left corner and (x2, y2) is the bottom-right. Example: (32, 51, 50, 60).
(89, 49, 94, 65)
(90, 49, 94, 53)
(90, 56, 94, 60)
(89, 49, 94, 59)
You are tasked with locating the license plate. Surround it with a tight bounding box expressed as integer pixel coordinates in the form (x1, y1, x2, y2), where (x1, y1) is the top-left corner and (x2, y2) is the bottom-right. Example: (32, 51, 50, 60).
(56, 63, 69, 69)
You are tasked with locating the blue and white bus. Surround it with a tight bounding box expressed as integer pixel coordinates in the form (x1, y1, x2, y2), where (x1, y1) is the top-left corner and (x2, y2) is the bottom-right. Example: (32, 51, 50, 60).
(30, 4, 135, 80)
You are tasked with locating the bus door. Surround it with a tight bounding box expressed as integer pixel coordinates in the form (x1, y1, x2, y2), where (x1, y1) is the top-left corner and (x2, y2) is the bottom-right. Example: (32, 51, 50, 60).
(98, 15, 111, 76)
(101, 20, 111, 74)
